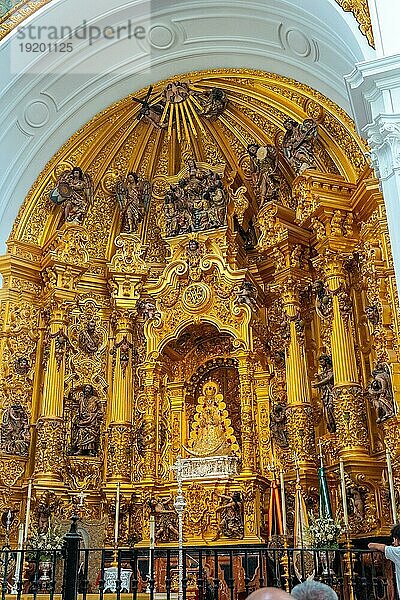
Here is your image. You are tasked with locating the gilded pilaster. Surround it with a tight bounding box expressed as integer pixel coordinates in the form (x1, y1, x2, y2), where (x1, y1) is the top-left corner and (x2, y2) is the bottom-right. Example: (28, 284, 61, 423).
(237, 354, 256, 474)
(107, 310, 134, 483)
(168, 382, 185, 465)
(141, 360, 161, 482)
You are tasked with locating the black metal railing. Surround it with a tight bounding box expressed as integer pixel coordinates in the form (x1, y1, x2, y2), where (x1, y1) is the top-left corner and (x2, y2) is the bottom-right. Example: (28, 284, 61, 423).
(0, 523, 395, 600)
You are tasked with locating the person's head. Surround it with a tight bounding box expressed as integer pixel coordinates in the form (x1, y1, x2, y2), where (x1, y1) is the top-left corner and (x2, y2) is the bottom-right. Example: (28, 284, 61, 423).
(246, 588, 291, 600)
(283, 118, 297, 131)
(291, 581, 338, 600)
(391, 524, 400, 546)
(72, 166, 83, 180)
(247, 143, 259, 157)
(83, 384, 94, 397)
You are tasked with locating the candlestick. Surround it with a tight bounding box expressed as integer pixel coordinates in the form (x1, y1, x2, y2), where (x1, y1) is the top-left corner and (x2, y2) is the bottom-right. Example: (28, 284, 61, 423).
(149, 515, 155, 550)
(318, 439, 324, 468)
(23, 479, 32, 543)
(11, 524, 24, 595)
(114, 482, 121, 547)
(280, 469, 287, 537)
(339, 459, 349, 529)
(386, 449, 397, 524)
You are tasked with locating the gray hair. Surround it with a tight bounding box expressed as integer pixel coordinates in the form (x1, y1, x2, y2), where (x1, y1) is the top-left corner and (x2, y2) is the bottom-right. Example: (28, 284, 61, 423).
(291, 581, 338, 600)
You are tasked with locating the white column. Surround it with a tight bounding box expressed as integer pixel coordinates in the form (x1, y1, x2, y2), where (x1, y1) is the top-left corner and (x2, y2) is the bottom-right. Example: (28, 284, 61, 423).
(345, 54, 400, 293)
(367, 1, 400, 57)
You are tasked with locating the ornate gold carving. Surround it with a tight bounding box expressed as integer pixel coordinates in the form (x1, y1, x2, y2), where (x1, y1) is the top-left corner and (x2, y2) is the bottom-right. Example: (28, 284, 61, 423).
(334, 0, 374, 47)
(333, 386, 369, 450)
(106, 424, 133, 481)
(34, 418, 64, 479)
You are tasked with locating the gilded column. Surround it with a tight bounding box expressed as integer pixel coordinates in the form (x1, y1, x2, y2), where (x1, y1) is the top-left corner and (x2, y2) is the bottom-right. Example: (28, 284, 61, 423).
(281, 281, 316, 469)
(237, 353, 256, 474)
(107, 310, 134, 483)
(34, 302, 68, 484)
(323, 252, 369, 457)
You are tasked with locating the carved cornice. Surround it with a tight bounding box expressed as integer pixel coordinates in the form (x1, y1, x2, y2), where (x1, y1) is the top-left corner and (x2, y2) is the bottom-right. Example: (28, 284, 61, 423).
(365, 117, 400, 180)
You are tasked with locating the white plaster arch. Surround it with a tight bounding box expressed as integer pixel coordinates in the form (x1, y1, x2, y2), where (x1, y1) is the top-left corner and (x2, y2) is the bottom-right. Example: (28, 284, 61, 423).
(0, 0, 375, 253)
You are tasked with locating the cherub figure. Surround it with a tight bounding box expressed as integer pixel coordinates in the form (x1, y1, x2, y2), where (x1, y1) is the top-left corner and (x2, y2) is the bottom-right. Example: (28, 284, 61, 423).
(136, 298, 157, 320)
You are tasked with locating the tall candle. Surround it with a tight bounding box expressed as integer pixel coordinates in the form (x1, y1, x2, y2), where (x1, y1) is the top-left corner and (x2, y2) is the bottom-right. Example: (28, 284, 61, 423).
(11, 524, 24, 595)
(23, 479, 32, 543)
(386, 449, 397, 523)
(339, 459, 349, 529)
(280, 469, 287, 537)
(114, 482, 121, 547)
(149, 515, 155, 550)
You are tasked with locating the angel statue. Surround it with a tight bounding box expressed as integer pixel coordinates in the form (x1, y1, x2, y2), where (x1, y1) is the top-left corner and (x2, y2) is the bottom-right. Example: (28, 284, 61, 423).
(115, 172, 151, 234)
(247, 143, 279, 207)
(132, 86, 167, 129)
(282, 118, 318, 175)
(49, 166, 93, 224)
(368, 363, 395, 423)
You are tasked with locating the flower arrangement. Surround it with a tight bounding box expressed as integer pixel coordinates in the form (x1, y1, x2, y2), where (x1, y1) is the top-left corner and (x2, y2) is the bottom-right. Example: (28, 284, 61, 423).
(27, 521, 65, 561)
(305, 515, 342, 549)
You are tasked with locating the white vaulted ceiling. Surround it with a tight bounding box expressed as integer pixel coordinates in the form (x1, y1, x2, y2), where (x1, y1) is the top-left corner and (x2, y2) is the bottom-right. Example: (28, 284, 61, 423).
(0, 0, 374, 253)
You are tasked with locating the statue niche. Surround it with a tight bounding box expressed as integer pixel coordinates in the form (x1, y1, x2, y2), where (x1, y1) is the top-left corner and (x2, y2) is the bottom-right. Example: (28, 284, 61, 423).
(69, 385, 102, 456)
(186, 380, 239, 458)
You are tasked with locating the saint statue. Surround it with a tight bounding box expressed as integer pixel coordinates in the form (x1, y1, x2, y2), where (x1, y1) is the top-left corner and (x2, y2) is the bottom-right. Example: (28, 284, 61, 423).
(163, 160, 227, 236)
(312, 354, 336, 433)
(132, 86, 167, 129)
(115, 172, 151, 234)
(282, 118, 318, 175)
(0, 404, 30, 456)
(368, 363, 395, 423)
(78, 320, 100, 354)
(148, 496, 180, 543)
(186, 380, 239, 457)
(197, 87, 228, 120)
(214, 492, 244, 539)
(49, 166, 93, 224)
(247, 143, 279, 206)
(70, 385, 102, 456)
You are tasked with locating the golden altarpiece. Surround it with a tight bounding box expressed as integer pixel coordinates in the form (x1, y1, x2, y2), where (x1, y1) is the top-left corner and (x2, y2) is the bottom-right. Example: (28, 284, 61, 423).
(0, 69, 399, 549)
